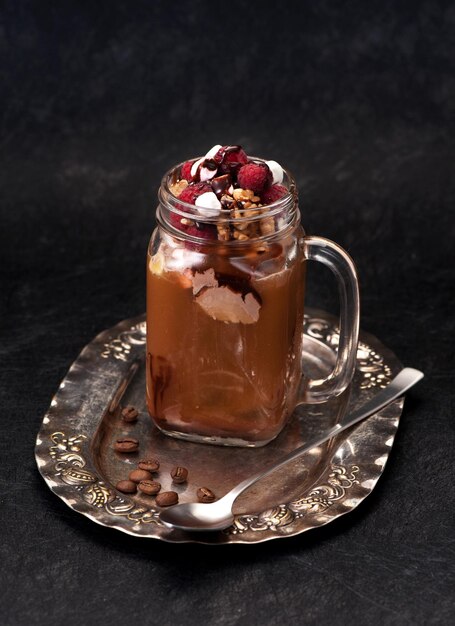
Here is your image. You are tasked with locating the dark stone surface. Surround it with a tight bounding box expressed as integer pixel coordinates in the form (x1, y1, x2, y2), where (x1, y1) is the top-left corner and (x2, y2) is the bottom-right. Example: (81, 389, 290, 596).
(1, 1, 454, 624)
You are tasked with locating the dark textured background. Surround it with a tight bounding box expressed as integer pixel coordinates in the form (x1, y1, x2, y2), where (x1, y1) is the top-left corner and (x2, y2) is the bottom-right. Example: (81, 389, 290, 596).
(1, 1, 454, 624)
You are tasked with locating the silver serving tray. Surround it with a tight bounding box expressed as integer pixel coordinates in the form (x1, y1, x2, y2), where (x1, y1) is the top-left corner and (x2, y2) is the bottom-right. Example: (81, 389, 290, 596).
(35, 308, 403, 545)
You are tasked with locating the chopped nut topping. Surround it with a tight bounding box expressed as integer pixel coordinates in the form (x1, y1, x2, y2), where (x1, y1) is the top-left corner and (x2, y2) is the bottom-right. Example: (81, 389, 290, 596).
(232, 188, 245, 201)
(169, 179, 188, 197)
(233, 188, 256, 202)
(247, 222, 260, 238)
(244, 207, 260, 217)
(220, 194, 236, 210)
(234, 221, 249, 232)
(259, 217, 276, 236)
(233, 230, 249, 241)
(217, 223, 230, 241)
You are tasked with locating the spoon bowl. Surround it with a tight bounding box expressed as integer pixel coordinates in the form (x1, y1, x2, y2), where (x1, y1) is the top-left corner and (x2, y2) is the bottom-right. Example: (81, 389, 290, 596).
(159, 368, 424, 533)
(160, 499, 235, 532)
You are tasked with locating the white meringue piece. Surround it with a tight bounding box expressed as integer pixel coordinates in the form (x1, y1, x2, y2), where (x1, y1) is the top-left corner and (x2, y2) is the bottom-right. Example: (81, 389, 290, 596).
(195, 192, 222, 216)
(266, 160, 284, 184)
(205, 144, 222, 159)
(199, 166, 218, 182)
(190, 157, 204, 178)
(190, 146, 222, 179)
(228, 184, 234, 194)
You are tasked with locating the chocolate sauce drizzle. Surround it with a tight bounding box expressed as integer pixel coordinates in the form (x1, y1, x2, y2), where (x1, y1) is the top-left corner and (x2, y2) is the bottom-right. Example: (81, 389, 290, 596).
(211, 174, 232, 199)
(192, 145, 243, 183)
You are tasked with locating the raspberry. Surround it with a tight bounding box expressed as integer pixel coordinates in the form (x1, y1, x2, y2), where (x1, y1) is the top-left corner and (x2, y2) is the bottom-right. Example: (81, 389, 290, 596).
(169, 210, 217, 242)
(169, 210, 188, 231)
(178, 182, 212, 204)
(215, 146, 248, 166)
(216, 146, 248, 177)
(261, 184, 288, 204)
(170, 183, 218, 241)
(237, 162, 272, 194)
(181, 160, 194, 181)
(186, 223, 217, 240)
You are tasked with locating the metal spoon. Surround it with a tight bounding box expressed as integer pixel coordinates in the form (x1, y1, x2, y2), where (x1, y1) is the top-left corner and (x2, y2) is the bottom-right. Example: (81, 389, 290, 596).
(159, 367, 424, 532)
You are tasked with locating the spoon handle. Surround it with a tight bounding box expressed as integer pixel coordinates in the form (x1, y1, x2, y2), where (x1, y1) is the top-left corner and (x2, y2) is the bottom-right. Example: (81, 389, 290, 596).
(223, 367, 424, 505)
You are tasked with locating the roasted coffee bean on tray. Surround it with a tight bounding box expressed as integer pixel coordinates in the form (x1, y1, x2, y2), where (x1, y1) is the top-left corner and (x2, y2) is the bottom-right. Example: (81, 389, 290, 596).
(113, 437, 139, 453)
(121, 405, 139, 423)
(138, 458, 160, 472)
(116, 480, 137, 494)
(138, 480, 161, 496)
(129, 469, 152, 483)
(156, 491, 179, 507)
(171, 466, 188, 484)
(196, 487, 216, 503)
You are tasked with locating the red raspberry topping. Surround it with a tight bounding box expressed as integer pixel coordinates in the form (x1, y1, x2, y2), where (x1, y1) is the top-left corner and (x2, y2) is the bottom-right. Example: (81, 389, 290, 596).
(178, 182, 212, 204)
(169, 209, 217, 241)
(181, 160, 194, 181)
(169, 210, 187, 231)
(215, 146, 248, 166)
(171, 181, 217, 242)
(186, 224, 217, 240)
(185, 222, 218, 250)
(237, 162, 272, 194)
(261, 184, 288, 205)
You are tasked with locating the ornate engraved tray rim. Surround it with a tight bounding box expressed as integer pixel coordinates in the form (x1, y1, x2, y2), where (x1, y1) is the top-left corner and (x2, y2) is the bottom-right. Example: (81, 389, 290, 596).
(35, 308, 403, 545)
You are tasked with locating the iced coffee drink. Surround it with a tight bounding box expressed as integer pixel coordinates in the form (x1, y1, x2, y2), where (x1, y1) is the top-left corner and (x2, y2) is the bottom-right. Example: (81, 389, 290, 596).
(146, 145, 307, 446)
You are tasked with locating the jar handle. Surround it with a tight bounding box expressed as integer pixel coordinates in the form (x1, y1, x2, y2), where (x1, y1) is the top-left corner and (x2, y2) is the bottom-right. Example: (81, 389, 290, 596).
(300, 236, 360, 403)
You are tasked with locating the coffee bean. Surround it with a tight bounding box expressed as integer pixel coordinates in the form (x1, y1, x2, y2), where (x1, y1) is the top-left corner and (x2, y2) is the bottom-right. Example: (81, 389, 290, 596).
(114, 438, 139, 453)
(138, 480, 161, 496)
(138, 458, 160, 472)
(156, 491, 178, 507)
(129, 469, 152, 483)
(116, 480, 137, 494)
(171, 466, 188, 484)
(197, 487, 216, 503)
(121, 405, 139, 423)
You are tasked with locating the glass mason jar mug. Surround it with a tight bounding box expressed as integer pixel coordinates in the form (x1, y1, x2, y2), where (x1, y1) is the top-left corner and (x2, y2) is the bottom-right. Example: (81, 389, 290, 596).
(146, 161, 360, 447)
